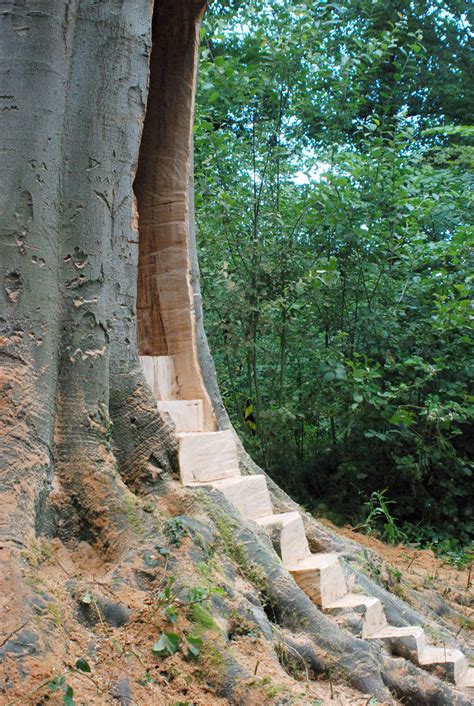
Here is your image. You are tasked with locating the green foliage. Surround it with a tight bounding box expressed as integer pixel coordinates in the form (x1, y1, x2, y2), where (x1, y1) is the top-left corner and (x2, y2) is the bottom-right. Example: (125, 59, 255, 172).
(196, 641, 226, 681)
(164, 516, 189, 547)
(152, 632, 180, 657)
(215, 515, 268, 592)
(22, 538, 54, 567)
(151, 631, 203, 660)
(249, 675, 281, 699)
(137, 670, 155, 686)
(362, 489, 407, 545)
(48, 675, 67, 692)
(47, 657, 92, 705)
(151, 572, 223, 664)
(399, 517, 473, 566)
(196, 0, 473, 544)
(47, 602, 64, 628)
(425, 536, 473, 570)
(183, 635, 203, 659)
(156, 575, 224, 626)
(75, 658, 91, 673)
(80, 590, 105, 626)
(188, 602, 218, 630)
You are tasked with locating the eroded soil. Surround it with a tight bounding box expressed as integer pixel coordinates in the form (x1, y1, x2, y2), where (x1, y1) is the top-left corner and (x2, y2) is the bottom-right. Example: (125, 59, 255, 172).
(1, 489, 401, 706)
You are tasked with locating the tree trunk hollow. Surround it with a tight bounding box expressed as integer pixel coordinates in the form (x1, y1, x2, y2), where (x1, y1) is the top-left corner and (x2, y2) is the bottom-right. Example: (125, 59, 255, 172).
(134, 0, 212, 426)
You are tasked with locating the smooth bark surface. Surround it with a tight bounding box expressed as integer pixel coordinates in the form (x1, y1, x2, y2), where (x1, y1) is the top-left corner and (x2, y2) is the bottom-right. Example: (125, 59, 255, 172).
(0, 3, 171, 666)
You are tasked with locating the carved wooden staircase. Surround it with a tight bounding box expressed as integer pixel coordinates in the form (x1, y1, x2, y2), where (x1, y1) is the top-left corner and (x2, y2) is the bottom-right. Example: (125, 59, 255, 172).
(141, 355, 474, 692)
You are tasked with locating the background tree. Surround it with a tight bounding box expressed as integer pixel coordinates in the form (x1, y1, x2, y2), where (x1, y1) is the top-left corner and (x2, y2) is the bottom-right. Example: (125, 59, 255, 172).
(195, 0, 473, 547)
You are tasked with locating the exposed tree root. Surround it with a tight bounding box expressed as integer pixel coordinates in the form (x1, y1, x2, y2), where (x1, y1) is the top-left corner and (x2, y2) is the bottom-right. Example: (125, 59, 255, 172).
(196, 486, 472, 706)
(110, 363, 178, 490)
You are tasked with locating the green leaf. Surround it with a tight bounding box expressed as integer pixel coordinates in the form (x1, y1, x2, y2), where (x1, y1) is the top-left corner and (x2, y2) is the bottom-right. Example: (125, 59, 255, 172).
(81, 591, 93, 605)
(48, 676, 64, 692)
(162, 605, 178, 624)
(75, 658, 91, 673)
(152, 632, 180, 657)
(184, 635, 203, 659)
(63, 685, 75, 706)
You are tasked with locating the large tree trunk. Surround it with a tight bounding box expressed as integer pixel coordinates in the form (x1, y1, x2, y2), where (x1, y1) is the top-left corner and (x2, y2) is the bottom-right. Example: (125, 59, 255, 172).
(0, 0, 179, 681)
(0, 2, 471, 705)
(1, 0, 158, 548)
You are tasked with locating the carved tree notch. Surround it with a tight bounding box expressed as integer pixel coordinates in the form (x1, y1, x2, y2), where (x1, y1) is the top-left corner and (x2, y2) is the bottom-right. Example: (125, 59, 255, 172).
(135, 0, 214, 426)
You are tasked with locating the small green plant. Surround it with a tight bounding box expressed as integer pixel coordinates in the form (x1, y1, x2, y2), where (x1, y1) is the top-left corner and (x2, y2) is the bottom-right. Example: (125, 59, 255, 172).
(48, 602, 64, 628)
(137, 670, 154, 686)
(48, 676, 75, 706)
(104, 421, 113, 452)
(197, 641, 226, 681)
(146, 517, 193, 569)
(150, 575, 223, 663)
(151, 631, 203, 660)
(22, 539, 54, 567)
(188, 602, 219, 630)
(152, 631, 180, 657)
(183, 635, 203, 659)
(387, 563, 402, 585)
(362, 489, 407, 545)
(432, 539, 473, 570)
(163, 516, 188, 547)
(47, 658, 92, 706)
(155, 575, 223, 626)
(81, 591, 106, 629)
(75, 659, 90, 673)
(24, 576, 44, 591)
(249, 675, 281, 699)
(197, 559, 215, 581)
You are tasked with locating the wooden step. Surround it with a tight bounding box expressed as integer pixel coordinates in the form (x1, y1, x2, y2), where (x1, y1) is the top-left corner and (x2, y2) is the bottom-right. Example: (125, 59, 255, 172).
(458, 667, 474, 689)
(286, 553, 347, 607)
(140, 355, 178, 400)
(210, 475, 273, 520)
(256, 511, 310, 565)
(178, 430, 240, 484)
(418, 646, 468, 685)
(324, 592, 387, 638)
(367, 625, 426, 660)
(157, 399, 205, 432)
(365, 623, 470, 684)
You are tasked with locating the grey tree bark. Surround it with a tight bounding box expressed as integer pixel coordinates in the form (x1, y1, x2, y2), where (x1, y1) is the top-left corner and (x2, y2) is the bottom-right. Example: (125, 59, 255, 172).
(0, 0, 176, 665)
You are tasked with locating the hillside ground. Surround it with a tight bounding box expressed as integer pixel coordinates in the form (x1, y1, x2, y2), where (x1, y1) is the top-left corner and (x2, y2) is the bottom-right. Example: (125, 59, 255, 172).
(2, 488, 471, 706)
